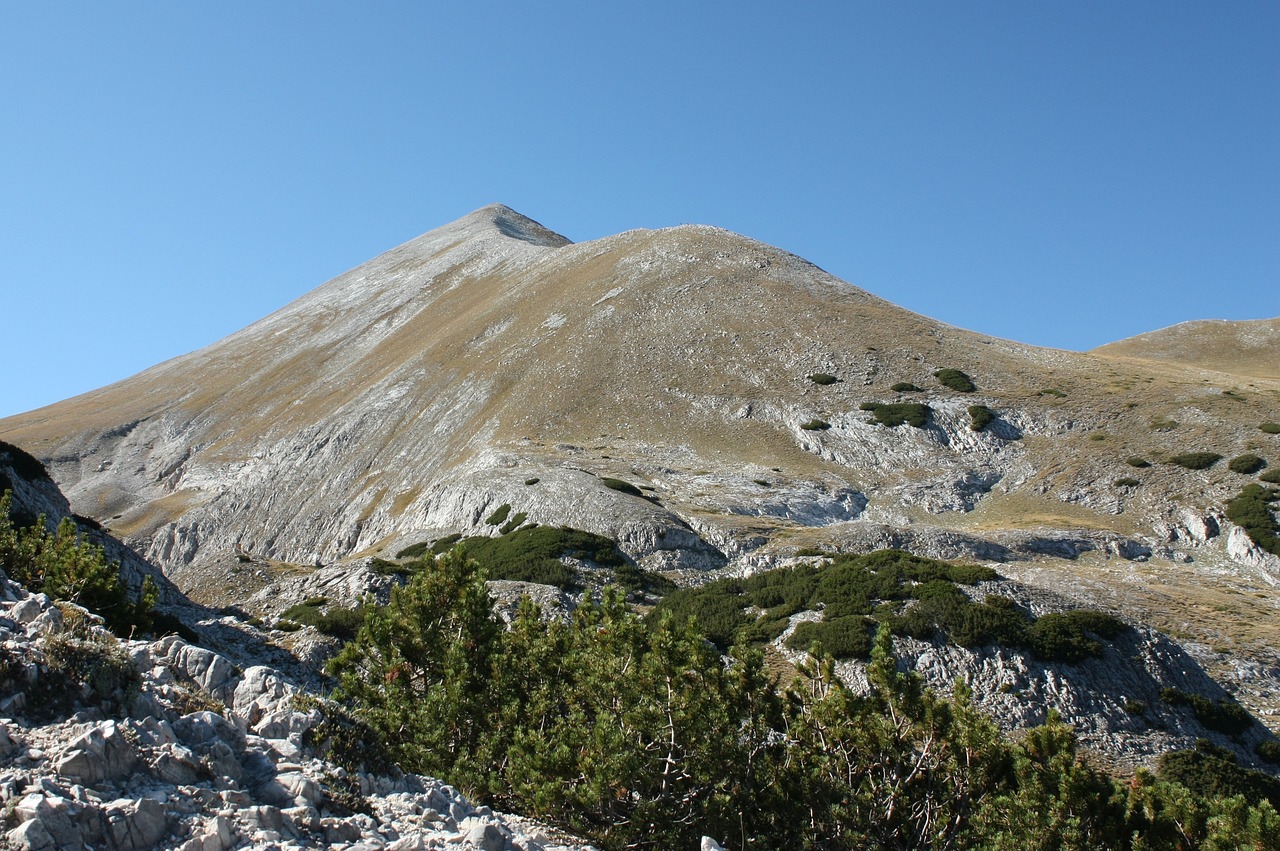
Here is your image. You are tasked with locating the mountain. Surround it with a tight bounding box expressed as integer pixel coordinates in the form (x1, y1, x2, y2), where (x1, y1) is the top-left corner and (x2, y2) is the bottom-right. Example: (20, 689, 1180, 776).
(2, 204, 1279, 756)
(1091, 317, 1280, 381)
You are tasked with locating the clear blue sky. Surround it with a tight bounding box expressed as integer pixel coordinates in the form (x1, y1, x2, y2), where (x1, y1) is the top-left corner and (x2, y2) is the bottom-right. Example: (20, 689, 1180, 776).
(2, 3, 1277, 418)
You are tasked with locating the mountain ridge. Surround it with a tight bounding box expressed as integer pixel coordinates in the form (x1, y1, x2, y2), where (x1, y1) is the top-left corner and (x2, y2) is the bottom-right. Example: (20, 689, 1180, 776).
(2, 206, 1278, 750)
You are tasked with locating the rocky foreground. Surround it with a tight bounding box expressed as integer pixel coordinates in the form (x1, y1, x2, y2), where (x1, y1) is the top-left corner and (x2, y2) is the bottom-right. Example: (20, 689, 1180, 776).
(0, 571, 601, 851)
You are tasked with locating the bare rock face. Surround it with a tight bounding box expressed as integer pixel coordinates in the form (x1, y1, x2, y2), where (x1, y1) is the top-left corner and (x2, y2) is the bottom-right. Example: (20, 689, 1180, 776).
(1226, 524, 1280, 580)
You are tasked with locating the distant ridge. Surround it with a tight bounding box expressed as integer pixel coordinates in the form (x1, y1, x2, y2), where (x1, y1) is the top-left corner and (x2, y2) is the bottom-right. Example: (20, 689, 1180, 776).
(1091, 317, 1280, 380)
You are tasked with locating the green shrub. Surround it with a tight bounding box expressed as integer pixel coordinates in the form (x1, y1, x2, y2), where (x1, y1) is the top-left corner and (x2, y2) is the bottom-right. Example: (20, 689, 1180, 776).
(1126, 457, 1152, 468)
(0, 492, 156, 636)
(1158, 740, 1280, 809)
(316, 605, 369, 640)
(601, 477, 643, 496)
(485, 504, 512, 526)
(429, 533, 464, 555)
(934, 368, 976, 393)
(1124, 699, 1146, 715)
(441, 526, 628, 591)
(860, 402, 930, 428)
(524, 477, 541, 485)
(1149, 417, 1179, 432)
(785, 615, 875, 659)
(808, 373, 839, 385)
(612, 562, 677, 596)
(396, 541, 433, 559)
(800, 419, 831, 431)
(1228, 453, 1266, 475)
(371, 557, 416, 576)
(32, 631, 141, 722)
(1038, 388, 1067, 398)
(1025, 610, 1124, 663)
(1261, 469, 1280, 484)
(946, 597, 1029, 648)
(275, 619, 303, 632)
(1114, 477, 1141, 487)
(1260, 423, 1280, 435)
(321, 545, 1280, 850)
(0, 440, 51, 481)
(891, 382, 923, 392)
(658, 550, 999, 653)
(499, 512, 528, 535)
(1161, 689, 1254, 736)
(1224, 484, 1280, 556)
(281, 603, 323, 627)
(1257, 740, 1280, 766)
(1170, 452, 1222, 470)
(968, 405, 996, 432)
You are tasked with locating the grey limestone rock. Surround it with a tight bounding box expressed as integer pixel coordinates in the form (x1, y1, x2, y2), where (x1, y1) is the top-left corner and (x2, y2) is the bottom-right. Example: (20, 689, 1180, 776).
(55, 720, 139, 787)
(105, 797, 169, 851)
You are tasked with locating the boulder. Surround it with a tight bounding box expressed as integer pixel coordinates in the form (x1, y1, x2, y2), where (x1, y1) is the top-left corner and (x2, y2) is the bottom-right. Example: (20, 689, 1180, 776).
(258, 771, 322, 808)
(105, 797, 168, 851)
(5, 819, 55, 851)
(13, 793, 82, 848)
(173, 711, 245, 753)
(55, 720, 139, 787)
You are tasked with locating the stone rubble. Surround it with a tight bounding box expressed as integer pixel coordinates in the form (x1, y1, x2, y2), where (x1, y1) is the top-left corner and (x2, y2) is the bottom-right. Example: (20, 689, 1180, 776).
(0, 571, 599, 851)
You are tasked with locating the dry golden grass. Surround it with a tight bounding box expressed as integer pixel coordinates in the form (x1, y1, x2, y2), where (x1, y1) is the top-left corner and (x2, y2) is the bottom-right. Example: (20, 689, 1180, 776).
(1091, 317, 1280, 381)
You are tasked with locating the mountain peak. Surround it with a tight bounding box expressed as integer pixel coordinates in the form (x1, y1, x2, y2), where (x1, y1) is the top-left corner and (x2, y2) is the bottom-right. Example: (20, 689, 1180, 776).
(459, 203, 573, 248)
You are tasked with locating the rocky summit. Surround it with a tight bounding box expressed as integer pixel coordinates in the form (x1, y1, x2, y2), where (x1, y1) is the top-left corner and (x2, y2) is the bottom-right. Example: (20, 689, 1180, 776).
(0, 206, 1279, 848)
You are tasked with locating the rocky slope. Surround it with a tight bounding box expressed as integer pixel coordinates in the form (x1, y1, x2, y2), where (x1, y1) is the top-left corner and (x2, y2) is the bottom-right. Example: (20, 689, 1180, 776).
(1, 205, 1278, 752)
(0, 569, 597, 851)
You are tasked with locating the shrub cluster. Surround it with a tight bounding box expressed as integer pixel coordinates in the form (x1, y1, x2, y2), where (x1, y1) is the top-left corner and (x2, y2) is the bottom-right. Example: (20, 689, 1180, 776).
(654, 549, 1124, 664)
(1170, 452, 1222, 470)
(968, 404, 996, 432)
(891, 381, 923, 392)
(278, 601, 371, 639)
(1127, 457, 1153, 468)
(807, 373, 839, 385)
(860, 402, 931, 428)
(1161, 688, 1254, 736)
(799, 419, 831, 431)
(1261, 423, 1280, 435)
(485, 503, 512, 526)
(498, 512, 528, 535)
(1157, 740, 1280, 810)
(600, 477, 643, 496)
(1224, 484, 1280, 557)
(0, 440, 52, 481)
(934, 368, 976, 393)
(31, 630, 141, 723)
(0, 491, 156, 636)
(1228, 453, 1267, 475)
(326, 550, 1279, 850)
